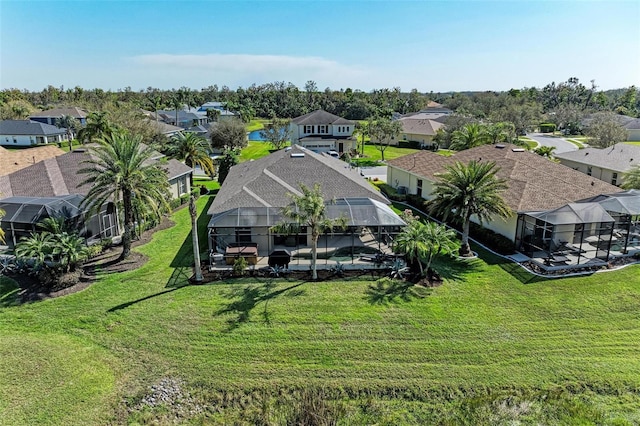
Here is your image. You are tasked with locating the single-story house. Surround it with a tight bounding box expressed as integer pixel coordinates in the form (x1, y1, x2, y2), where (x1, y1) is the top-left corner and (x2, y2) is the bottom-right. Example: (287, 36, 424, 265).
(207, 145, 405, 264)
(395, 115, 445, 148)
(0, 147, 192, 249)
(555, 143, 640, 187)
(289, 110, 357, 154)
(0, 120, 68, 147)
(29, 107, 88, 126)
(0, 145, 66, 176)
(198, 102, 236, 120)
(624, 118, 640, 142)
(156, 110, 209, 129)
(387, 143, 620, 239)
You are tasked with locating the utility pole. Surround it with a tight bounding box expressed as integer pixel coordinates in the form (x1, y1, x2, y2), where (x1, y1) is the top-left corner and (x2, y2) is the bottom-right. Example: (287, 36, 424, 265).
(190, 195, 203, 282)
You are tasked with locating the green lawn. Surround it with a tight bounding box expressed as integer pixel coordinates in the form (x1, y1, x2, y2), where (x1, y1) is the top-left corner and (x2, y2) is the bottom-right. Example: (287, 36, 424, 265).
(239, 140, 277, 162)
(1, 196, 640, 424)
(625, 141, 640, 146)
(362, 144, 420, 161)
(517, 136, 538, 149)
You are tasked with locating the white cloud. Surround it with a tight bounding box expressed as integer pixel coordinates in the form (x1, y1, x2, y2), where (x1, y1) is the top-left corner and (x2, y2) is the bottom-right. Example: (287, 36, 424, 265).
(128, 53, 374, 88)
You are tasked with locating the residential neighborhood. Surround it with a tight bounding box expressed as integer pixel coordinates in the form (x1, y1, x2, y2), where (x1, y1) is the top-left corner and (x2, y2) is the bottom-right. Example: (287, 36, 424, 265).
(1, 1, 640, 424)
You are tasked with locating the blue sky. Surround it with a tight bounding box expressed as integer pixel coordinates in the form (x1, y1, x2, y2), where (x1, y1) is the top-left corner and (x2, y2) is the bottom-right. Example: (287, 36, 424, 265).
(1, 0, 638, 92)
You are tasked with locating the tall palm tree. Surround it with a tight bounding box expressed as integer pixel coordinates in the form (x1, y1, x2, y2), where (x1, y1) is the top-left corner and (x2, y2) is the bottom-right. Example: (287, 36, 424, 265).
(622, 165, 640, 189)
(449, 123, 491, 151)
(77, 111, 116, 144)
(78, 131, 171, 260)
(271, 183, 347, 280)
(169, 133, 215, 183)
(54, 114, 79, 149)
(428, 160, 511, 257)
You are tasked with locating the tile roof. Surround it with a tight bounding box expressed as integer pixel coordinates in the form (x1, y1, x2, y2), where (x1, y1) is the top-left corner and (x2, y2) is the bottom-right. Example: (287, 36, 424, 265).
(0, 120, 67, 136)
(208, 145, 388, 215)
(291, 110, 354, 126)
(398, 117, 444, 136)
(0, 148, 192, 198)
(386, 144, 621, 212)
(555, 143, 640, 173)
(29, 107, 88, 119)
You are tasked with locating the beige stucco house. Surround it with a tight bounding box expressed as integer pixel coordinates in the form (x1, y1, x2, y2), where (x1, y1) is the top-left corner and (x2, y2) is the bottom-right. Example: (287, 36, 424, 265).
(555, 143, 640, 187)
(386, 144, 620, 242)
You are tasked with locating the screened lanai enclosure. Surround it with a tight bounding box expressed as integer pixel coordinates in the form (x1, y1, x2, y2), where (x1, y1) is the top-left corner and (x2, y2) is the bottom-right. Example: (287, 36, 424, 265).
(515, 202, 616, 269)
(0, 195, 118, 250)
(207, 198, 406, 267)
(579, 189, 640, 256)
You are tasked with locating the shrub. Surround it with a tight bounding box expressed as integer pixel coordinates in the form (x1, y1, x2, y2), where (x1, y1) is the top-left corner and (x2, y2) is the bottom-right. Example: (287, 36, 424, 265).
(232, 257, 248, 276)
(539, 123, 557, 133)
(468, 222, 516, 254)
(377, 183, 406, 202)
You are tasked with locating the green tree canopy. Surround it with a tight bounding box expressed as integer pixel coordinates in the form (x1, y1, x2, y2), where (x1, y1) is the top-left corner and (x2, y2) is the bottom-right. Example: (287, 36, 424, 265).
(209, 118, 247, 151)
(622, 165, 640, 190)
(260, 116, 292, 150)
(369, 117, 402, 161)
(585, 112, 628, 148)
(79, 131, 170, 260)
(169, 132, 215, 182)
(449, 123, 491, 151)
(428, 160, 511, 256)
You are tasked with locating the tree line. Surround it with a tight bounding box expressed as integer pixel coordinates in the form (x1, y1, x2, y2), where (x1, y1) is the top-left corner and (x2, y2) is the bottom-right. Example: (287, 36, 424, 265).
(2, 78, 638, 124)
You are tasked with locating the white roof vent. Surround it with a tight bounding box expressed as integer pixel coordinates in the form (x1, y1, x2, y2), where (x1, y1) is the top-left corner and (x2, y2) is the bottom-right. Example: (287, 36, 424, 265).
(512, 148, 525, 152)
(290, 152, 305, 158)
(284, 146, 292, 152)
(495, 144, 506, 149)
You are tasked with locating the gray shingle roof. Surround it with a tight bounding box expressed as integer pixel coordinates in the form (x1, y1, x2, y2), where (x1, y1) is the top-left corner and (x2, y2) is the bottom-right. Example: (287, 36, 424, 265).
(291, 110, 354, 126)
(0, 148, 192, 198)
(208, 145, 388, 215)
(386, 144, 621, 212)
(0, 120, 67, 136)
(555, 143, 640, 173)
(624, 118, 640, 130)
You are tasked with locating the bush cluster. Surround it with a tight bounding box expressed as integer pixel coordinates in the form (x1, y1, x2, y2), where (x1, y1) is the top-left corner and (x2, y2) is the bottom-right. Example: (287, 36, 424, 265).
(539, 123, 557, 133)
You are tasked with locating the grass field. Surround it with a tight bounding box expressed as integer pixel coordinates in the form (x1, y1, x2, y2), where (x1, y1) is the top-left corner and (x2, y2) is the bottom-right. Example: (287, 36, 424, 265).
(1, 196, 640, 424)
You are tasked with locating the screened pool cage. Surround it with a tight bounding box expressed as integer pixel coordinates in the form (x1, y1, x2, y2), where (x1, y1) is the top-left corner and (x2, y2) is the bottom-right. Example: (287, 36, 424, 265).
(0, 195, 118, 250)
(515, 190, 640, 269)
(207, 198, 407, 266)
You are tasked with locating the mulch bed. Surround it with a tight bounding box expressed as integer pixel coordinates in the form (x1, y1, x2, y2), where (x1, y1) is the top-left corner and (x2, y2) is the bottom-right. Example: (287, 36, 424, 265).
(5, 216, 175, 303)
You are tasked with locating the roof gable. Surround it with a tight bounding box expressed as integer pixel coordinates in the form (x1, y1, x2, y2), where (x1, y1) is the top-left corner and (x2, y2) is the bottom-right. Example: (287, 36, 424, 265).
(30, 107, 88, 119)
(291, 110, 354, 126)
(555, 143, 640, 172)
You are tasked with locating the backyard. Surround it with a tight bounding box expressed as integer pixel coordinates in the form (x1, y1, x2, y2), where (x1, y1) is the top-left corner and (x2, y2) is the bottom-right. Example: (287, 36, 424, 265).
(1, 194, 640, 424)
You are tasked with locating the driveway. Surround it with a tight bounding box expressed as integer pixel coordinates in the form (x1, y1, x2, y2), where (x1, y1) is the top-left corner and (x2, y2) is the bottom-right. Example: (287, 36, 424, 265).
(359, 165, 387, 182)
(526, 133, 578, 154)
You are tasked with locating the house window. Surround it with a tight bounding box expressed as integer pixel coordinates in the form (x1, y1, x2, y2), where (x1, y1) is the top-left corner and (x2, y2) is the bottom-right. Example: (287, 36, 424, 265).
(346, 126, 350, 132)
(587, 166, 592, 176)
(235, 227, 252, 243)
(417, 179, 423, 197)
(612, 172, 618, 186)
(13, 137, 17, 144)
(178, 177, 186, 195)
(318, 125, 328, 134)
(304, 125, 314, 134)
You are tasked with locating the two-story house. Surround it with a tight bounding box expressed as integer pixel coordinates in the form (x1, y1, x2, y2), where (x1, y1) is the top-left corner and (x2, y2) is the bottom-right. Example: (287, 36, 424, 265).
(289, 110, 356, 153)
